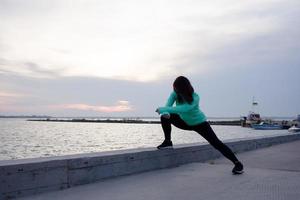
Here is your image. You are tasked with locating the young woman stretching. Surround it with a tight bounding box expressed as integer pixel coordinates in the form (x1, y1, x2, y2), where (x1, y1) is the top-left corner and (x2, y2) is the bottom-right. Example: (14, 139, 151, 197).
(155, 76, 244, 174)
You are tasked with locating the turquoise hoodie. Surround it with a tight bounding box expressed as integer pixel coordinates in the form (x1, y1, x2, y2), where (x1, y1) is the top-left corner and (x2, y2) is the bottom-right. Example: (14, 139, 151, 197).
(158, 91, 207, 126)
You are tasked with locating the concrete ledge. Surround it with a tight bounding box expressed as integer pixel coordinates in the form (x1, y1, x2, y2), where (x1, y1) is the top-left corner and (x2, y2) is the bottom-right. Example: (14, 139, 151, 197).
(1, 133, 300, 199)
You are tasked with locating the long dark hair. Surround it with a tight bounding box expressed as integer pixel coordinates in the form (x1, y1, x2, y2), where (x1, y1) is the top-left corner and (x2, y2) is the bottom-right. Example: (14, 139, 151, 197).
(173, 76, 194, 104)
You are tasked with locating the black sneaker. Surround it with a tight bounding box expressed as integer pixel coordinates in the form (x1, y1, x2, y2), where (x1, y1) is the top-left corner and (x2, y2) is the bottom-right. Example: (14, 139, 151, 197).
(232, 161, 244, 175)
(157, 140, 173, 149)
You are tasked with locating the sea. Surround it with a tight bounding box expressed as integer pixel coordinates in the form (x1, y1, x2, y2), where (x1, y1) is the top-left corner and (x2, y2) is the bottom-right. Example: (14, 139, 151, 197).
(0, 118, 292, 161)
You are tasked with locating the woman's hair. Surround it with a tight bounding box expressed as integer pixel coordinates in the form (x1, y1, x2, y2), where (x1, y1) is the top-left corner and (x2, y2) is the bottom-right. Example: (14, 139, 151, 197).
(173, 76, 194, 104)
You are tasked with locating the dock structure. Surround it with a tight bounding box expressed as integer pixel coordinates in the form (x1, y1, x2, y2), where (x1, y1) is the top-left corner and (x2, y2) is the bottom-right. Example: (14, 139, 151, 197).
(1, 133, 300, 199)
(28, 118, 243, 125)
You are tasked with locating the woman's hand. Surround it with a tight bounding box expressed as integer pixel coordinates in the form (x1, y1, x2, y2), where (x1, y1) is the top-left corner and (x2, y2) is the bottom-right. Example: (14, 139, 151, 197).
(156, 108, 170, 119)
(155, 108, 160, 114)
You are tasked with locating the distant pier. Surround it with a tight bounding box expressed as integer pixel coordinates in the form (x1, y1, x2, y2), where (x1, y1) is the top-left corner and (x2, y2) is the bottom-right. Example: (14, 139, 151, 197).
(28, 118, 160, 124)
(28, 118, 242, 126)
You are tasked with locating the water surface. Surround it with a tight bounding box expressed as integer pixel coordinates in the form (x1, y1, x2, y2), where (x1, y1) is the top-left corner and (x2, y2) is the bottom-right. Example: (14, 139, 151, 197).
(0, 118, 290, 160)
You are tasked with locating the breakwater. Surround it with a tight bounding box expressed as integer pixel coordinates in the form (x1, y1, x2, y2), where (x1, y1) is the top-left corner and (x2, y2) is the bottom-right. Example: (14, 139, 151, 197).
(28, 119, 242, 126)
(1, 133, 300, 199)
(28, 118, 160, 124)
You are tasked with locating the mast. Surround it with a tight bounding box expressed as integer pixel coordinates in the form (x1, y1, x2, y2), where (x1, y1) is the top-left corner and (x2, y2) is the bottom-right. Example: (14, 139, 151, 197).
(251, 96, 258, 113)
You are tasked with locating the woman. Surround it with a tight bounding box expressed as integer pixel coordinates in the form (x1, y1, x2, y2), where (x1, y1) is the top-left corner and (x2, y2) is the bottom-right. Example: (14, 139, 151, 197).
(155, 76, 244, 174)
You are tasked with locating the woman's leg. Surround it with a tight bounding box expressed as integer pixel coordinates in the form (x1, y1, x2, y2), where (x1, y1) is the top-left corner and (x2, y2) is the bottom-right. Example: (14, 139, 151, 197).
(160, 114, 192, 141)
(193, 121, 239, 164)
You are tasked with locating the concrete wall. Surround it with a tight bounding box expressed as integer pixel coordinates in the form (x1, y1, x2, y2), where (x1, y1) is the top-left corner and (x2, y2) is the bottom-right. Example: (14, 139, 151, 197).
(1, 133, 300, 199)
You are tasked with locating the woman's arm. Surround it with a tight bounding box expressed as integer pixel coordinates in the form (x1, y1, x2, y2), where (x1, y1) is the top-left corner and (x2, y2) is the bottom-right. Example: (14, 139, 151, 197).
(165, 91, 176, 107)
(158, 94, 199, 114)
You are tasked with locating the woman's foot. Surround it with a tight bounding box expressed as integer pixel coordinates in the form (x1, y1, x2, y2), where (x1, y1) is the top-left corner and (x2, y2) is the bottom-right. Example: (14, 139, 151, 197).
(157, 140, 173, 149)
(232, 161, 244, 175)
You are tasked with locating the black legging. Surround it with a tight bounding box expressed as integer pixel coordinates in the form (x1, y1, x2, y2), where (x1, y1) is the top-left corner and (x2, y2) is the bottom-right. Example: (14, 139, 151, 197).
(161, 114, 239, 164)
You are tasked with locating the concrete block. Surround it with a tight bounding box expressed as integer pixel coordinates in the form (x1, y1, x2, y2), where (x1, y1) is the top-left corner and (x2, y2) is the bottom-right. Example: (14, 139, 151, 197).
(0, 159, 67, 176)
(68, 163, 115, 186)
(1, 166, 67, 193)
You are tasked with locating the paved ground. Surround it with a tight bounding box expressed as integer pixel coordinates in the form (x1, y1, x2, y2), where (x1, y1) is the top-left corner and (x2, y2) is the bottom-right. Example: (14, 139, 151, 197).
(19, 140, 300, 200)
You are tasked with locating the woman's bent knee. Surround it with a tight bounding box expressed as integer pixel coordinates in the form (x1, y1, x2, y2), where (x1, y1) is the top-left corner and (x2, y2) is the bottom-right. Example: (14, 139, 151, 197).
(160, 115, 171, 122)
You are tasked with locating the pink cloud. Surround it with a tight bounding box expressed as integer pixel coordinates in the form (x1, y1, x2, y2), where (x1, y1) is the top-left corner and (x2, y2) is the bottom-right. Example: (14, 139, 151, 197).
(0, 91, 24, 98)
(0, 91, 26, 110)
(52, 100, 133, 113)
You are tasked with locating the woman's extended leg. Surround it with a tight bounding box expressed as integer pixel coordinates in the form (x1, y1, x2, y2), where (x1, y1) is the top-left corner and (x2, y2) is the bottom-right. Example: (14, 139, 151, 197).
(193, 121, 244, 174)
(193, 121, 239, 163)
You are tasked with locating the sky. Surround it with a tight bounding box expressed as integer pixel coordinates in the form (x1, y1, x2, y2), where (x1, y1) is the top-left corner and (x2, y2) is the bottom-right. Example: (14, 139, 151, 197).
(0, 0, 300, 118)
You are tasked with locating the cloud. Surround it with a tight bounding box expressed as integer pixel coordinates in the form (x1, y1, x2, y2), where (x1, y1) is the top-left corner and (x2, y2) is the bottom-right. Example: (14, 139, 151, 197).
(0, 91, 26, 111)
(24, 62, 62, 78)
(51, 100, 133, 113)
(0, 58, 64, 78)
(2, 0, 297, 81)
(0, 91, 24, 98)
(0, 73, 171, 116)
(1, 68, 299, 117)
